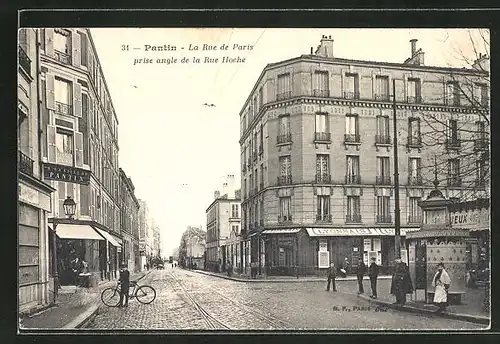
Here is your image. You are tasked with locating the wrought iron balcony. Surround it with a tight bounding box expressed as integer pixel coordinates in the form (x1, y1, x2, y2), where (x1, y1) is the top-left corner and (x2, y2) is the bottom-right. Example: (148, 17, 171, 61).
(445, 98, 461, 107)
(55, 101, 73, 116)
(375, 135, 391, 144)
(376, 215, 392, 224)
(18, 46, 31, 76)
(345, 174, 361, 184)
(445, 137, 461, 149)
(376, 175, 391, 185)
(407, 136, 422, 147)
(19, 150, 34, 175)
(277, 175, 292, 186)
(408, 175, 423, 186)
(344, 133, 360, 143)
(314, 132, 331, 142)
(277, 91, 292, 101)
(313, 89, 330, 97)
(447, 177, 462, 187)
(345, 214, 362, 223)
(344, 91, 360, 100)
(277, 133, 292, 144)
(374, 93, 390, 101)
(407, 95, 422, 104)
(278, 215, 293, 223)
(408, 215, 422, 224)
(474, 138, 489, 150)
(54, 50, 72, 65)
(316, 214, 332, 222)
(315, 173, 331, 184)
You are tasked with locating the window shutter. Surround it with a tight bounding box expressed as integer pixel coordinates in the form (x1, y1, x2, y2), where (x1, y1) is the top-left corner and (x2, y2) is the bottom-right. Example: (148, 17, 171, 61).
(45, 29, 54, 57)
(46, 73, 55, 110)
(73, 81, 82, 117)
(72, 31, 81, 68)
(47, 125, 56, 163)
(75, 131, 83, 167)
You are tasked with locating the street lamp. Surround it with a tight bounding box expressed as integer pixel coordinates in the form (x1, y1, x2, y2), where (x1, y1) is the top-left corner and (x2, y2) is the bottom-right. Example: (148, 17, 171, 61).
(51, 196, 77, 303)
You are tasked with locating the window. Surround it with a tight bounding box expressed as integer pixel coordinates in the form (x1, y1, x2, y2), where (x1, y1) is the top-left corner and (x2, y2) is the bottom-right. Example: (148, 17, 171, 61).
(344, 73, 359, 99)
(376, 115, 390, 144)
(448, 158, 461, 186)
(446, 119, 460, 147)
(314, 112, 330, 142)
(260, 164, 264, 189)
(277, 73, 291, 100)
(475, 121, 488, 150)
(258, 87, 263, 109)
(316, 155, 330, 183)
(55, 78, 73, 115)
(446, 81, 460, 106)
(346, 155, 360, 184)
(408, 197, 422, 223)
(53, 28, 72, 64)
(476, 159, 487, 188)
(407, 78, 421, 103)
(408, 157, 421, 185)
(260, 200, 264, 225)
(55, 129, 74, 166)
(313, 71, 329, 97)
(79, 31, 88, 66)
(375, 76, 390, 101)
(279, 196, 292, 222)
(475, 84, 488, 107)
(19, 203, 40, 286)
(277, 114, 291, 144)
(80, 93, 89, 165)
(376, 157, 391, 185)
(316, 195, 331, 221)
(259, 124, 264, 154)
(346, 196, 361, 223)
(345, 114, 359, 142)
(278, 156, 291, 185)
(376, 196, 391, 223)
(253, 96, 258, 117)
(408, 118, 421, 146)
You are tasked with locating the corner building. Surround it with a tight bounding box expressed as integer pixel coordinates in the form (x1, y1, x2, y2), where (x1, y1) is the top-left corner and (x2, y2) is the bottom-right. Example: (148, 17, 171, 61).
(239, 36, 489, 276)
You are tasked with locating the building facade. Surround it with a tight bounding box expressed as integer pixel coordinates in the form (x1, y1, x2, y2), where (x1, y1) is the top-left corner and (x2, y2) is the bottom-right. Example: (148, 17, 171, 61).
(40, 28, 122, 284)
(18, 28, 56, 314)
(239, 36, 489, 276)
(205, 175, 242, 272)
(119, 168, 140, 272)
(185, 226, 206, 269)
(137, 199, 149, 270)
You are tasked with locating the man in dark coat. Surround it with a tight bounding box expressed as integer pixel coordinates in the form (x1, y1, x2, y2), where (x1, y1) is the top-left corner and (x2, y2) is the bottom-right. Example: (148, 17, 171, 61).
(326, 262, 337, 292)
(390, 258, 413, 305)
(356, 258, 366, 295)
(368, 257, 379, 298)
(118, 264, 131, 307)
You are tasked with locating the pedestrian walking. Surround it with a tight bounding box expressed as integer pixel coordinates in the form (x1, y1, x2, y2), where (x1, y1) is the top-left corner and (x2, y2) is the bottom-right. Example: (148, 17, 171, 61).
(356, 258, 366, 295)
(340, 257, 349, 277)
(432, 262, 451, 313)
(390, 257, 413, 305)
(326, 262, 337, 292)
(118, 263, 130, 308)
(368, 257, 379, 298)
(227, 260, 233, 277)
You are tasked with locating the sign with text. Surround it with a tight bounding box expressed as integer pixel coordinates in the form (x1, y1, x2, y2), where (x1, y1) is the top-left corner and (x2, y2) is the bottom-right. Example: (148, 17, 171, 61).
(318, 251, 330, 268)
(450, 208, 490, 230)
(43, 163, 91, 185)
(306, 227, 418, 237)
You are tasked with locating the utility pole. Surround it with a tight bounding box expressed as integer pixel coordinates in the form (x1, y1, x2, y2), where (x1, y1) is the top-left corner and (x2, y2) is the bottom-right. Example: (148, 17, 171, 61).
(392, 79, 402, 259)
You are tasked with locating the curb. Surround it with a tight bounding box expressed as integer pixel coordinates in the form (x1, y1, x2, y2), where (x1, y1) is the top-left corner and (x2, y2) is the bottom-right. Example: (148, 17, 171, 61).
(358, 294, 490, 325)
(188, 269, 392, 283)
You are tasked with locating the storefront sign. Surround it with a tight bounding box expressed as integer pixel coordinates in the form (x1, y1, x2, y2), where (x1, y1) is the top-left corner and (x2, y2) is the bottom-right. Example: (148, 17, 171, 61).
(318, 251, 330, 268)
(43, 163, 91, 185)
(306, 227, 418, 237)
(450, 208, 490, 230)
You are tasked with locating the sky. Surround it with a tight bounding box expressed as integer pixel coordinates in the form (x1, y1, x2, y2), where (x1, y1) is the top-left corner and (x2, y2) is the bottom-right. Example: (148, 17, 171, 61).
(89, 28, 489, 257)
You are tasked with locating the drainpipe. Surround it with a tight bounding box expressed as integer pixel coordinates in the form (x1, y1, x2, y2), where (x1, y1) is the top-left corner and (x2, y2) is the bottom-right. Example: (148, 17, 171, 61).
(35, 28, 43, 178)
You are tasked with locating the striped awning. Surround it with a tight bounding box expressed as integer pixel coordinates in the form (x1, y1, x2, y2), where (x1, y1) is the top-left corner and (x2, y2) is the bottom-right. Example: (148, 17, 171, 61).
(50, 224, 104, 241)
(261, 228, 302, 235)
(93, 227, 122, 247)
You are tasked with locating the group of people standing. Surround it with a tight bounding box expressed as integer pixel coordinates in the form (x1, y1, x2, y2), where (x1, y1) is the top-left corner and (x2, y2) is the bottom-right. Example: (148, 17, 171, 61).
(326, 257, 380, 298)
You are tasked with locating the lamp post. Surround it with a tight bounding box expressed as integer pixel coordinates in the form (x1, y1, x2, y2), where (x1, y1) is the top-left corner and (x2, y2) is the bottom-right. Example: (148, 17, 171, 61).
(51, 196, 77, 303)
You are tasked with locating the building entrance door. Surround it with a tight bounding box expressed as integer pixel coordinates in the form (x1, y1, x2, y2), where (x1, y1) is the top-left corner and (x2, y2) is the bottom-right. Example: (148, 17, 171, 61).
(278, 246, 293, 275)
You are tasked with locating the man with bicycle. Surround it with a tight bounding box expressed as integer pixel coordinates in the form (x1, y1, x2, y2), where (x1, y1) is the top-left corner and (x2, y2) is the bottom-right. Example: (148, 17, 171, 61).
(118, 263, 130, 307)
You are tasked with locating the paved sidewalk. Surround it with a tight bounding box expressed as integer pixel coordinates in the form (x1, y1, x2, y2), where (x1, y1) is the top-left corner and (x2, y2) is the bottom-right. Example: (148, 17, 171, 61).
(19, 269, 153, 329)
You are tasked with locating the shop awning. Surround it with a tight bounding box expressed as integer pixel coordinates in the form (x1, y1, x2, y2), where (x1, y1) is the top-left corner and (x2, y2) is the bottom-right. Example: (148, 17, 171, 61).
(93, 227, 122, 247)
(50, 224, 105, 240)
(306, 227, 419, 237)
(261, 228, 302, 235)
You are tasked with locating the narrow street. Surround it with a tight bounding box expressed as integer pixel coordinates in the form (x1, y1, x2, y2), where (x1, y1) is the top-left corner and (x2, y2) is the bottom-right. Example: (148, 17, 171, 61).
(88, 267, 485, 330)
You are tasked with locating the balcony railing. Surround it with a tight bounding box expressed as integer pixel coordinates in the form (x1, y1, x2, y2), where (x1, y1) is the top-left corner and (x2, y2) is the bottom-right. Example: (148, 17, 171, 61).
(315, 173, 331, 184)
(277, 133, 292, 144)
(447, 177, 462, 187)
(445, 98, 461, 107)
(445, 137, 461, 149)
(474, 138, 489, 150)
(376, 175, 391, 185)
(278, 215, 293, 223)
(344, 91, 360, 100)
(374, 93, 390, 101)
(19, 151, 34, 175)
(375, 135, 391, 144)
(345, 214, 362, 223)
(316, 214, 332, 222)
(408, 175, 423, 186)
(277, 175, 292, 186)
(314, 132, 331, 142)
(407, 136, 422, 147)
(345, 174, 361, 184)
(55, 101, 73, 116)
(344, 133, 360, 143)
(408, 215, 422, 224)
(277, 91, 292, 101)
(54, 50, 72, 65)
(313, 89, 330, 97)
(376, 215, 392, 224)
(18, 46, 31, 76)
(407, 95, 422, 104)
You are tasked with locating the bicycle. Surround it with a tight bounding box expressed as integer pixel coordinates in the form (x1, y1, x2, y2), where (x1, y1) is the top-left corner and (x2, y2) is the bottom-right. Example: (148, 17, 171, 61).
(101, 280, 156, 307)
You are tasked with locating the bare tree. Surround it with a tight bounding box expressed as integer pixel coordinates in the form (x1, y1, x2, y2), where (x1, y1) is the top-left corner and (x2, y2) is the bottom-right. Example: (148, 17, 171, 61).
(178, 226, 206, 267)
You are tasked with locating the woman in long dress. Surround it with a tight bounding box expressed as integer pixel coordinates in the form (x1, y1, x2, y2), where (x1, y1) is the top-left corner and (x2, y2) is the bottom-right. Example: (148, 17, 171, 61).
(432, 262, 451, 313)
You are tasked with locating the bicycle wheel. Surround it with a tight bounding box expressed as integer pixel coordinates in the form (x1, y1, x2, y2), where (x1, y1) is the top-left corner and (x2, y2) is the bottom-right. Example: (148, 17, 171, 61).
(135, 285, 156, 304)
(101, 287, 121, 307)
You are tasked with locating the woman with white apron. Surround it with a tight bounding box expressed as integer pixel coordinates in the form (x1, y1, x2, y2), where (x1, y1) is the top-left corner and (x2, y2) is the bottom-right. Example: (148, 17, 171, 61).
(432, 262, 451, 313)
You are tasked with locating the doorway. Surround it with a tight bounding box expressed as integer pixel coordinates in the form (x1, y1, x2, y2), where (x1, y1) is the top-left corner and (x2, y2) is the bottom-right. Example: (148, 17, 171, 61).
(415, 239, 427, 290)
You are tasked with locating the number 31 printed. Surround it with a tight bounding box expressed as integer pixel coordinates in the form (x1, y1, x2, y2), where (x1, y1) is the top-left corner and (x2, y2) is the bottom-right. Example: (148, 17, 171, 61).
(121, 45, 129, 51)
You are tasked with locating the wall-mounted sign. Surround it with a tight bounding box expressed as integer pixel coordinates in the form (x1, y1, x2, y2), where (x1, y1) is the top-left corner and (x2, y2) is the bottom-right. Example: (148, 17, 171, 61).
(318, 251, 330, 268)
(306, 227, 418, 237)
(450, 208, 490, 230)
(43, 163, 91, 185)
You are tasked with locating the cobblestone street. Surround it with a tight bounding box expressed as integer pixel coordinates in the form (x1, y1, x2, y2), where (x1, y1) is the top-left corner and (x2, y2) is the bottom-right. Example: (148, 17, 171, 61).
(87, 267, 485, 330)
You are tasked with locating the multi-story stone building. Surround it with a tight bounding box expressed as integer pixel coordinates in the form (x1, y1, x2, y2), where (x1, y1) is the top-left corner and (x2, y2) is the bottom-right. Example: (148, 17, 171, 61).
(205, 175, 242, 272)
(18, 28, 56, 314)
(40, 28, 122, 284)
(119, 168, 140, 272)
(239, 36, 489, 276)
(137, 199, 150, 270)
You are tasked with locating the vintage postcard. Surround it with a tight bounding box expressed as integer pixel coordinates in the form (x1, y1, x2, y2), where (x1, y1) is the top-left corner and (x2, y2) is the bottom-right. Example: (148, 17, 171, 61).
(17, 25, 490, 331)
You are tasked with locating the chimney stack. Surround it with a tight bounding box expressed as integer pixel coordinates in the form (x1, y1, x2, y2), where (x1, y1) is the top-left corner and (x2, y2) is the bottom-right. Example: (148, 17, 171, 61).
(310, 47, 313, 54)
(214, 190, 220, 200)
(410, 39, 418, 56)
(314, 34, 334, 58)
(226, 174, 235, 198)
(222, 182, 228, 197)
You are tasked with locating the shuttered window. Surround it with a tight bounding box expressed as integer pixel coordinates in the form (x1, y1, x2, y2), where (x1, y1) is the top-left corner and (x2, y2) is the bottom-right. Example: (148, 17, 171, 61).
(19, 203, 40, 286)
